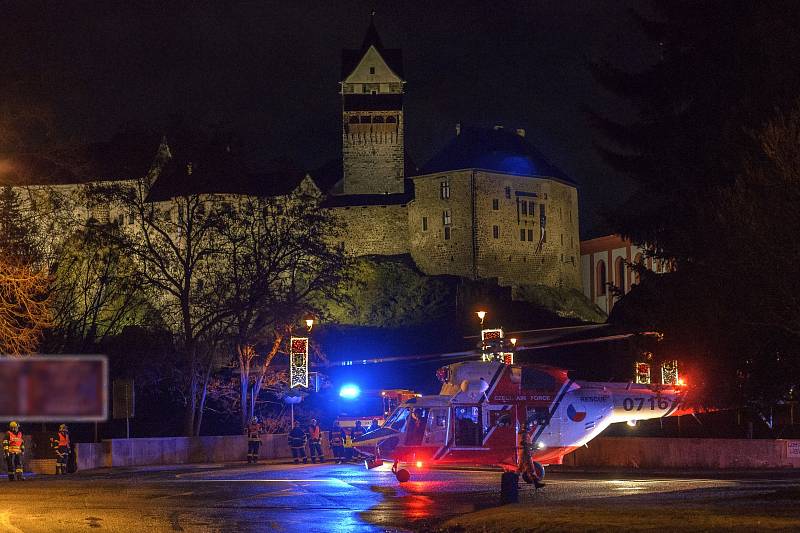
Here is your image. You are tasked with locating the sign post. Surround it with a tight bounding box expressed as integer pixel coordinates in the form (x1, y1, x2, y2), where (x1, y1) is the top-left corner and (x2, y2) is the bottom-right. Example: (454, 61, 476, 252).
(112, 379, 135, 438)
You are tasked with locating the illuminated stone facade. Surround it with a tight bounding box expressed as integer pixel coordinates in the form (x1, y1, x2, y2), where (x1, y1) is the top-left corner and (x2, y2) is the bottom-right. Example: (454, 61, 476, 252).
(326, 21, 582, 291)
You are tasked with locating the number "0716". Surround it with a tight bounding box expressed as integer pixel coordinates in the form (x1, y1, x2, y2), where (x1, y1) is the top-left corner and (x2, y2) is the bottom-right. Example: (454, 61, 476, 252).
(622, 397, 670, 411)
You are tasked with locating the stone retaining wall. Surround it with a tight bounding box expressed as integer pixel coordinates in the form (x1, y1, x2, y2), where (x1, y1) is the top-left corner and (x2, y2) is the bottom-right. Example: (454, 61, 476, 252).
(563, 436, 800, 469)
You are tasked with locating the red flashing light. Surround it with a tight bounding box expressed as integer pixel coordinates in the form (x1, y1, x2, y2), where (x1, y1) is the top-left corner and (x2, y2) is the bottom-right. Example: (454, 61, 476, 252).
(415, 460, 423, 468)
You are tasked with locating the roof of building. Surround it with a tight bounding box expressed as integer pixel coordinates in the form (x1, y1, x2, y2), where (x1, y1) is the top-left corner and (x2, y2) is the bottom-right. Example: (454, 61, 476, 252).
(146, 150, 307, 202)
(320, 179, 415, 208)
(341, 18, 404, 79)
(418, 126, 575, 185)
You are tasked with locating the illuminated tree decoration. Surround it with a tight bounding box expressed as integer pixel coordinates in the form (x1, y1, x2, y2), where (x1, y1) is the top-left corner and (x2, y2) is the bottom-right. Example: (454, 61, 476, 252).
(502, 352, 514, 365)
(435, 366, 450, 383)
(634, 362, 651, 384)
(481, 328, 504, 362)
(289, 337, 309, 388)
(661, 360, 679, 385)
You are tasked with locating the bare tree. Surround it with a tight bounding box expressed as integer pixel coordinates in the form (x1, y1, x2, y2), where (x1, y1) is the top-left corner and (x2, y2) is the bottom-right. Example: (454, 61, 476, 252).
(217, 189, 350, 428)
(96, 154, 233, 436)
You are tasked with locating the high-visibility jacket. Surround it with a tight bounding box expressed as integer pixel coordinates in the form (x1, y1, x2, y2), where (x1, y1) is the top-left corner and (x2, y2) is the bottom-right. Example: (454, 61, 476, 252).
(343, 434, 353, 448)
(3, 431, 24, 454)
(57, 431, 70, 447)
(247, 423, 262, 441)
(308, 425, 321, 442)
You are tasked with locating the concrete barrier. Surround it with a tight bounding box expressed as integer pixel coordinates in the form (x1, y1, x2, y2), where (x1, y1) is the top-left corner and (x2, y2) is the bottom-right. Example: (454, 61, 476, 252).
(564, 437, 800, 469)
(64, 435, 800, 472)
(74, 433, 297, 471)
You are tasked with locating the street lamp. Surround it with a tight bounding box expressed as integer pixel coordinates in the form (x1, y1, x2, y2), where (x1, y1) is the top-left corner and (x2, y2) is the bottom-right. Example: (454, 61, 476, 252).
(476, 310, 487, 326)
(305, 317, 315, 331)
(509, 338, 517, 348)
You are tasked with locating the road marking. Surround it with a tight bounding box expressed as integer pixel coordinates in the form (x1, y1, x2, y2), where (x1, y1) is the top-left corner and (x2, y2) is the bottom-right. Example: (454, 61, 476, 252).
(0, 512, 25, 533)
(168, 478, 351, 484)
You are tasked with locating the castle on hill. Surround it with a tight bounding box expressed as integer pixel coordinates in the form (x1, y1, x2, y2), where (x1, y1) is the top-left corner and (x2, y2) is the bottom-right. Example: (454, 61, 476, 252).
(2, 17, 581, 293)
(321, 18, 580, 291)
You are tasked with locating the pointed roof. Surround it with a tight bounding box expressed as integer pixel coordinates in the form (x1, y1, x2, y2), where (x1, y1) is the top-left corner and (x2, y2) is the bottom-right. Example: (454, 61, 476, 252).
(361, 15, 384, 50)
(341, 16, 403, 80)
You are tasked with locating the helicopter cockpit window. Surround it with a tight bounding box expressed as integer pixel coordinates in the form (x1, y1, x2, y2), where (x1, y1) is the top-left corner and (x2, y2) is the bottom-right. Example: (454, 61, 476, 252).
(454, 406, 482, 446)
(384, 407, 410, 431)
(405, 408, 429, 446)
(521, 368, 558, 390)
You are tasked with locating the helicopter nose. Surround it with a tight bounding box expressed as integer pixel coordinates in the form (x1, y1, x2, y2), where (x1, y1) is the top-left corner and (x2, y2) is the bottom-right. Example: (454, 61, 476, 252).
(353, 426, 398, 446)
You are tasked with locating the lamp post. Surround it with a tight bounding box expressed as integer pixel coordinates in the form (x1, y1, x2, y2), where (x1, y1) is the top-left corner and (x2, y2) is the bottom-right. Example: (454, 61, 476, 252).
(476, 310, 487, 326)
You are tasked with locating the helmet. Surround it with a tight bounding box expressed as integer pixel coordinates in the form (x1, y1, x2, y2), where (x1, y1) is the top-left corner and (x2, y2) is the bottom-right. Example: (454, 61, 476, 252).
(59, 424, 68, 432)
(250, 417, 258, 424)
(9, 421, 18, 430)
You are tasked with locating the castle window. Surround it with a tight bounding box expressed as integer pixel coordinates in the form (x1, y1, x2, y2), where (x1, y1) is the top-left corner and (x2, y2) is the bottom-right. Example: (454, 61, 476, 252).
(444, 227, 451, 240)
(505, 186, 511, 199)
(369, 66, 375, 74)
(360, 115, 371, 123)
(386, 116, 396, 123)
(442, 210, 451, 225)
(373, 116, 384, 123)
(349, 115, 360, 124)
(529, 201, 536, 215)
(440, 180, 450, 199)
(527, 229, 533, 241)
(128, 212, 135, 225)
(520, 229, 525, 241)
(521, 201, 527, 216)
(596, 260, 607, 296)
(422, 216, 428, 231)
(493, 225, 499, 239)
(492, 198, 499, 210)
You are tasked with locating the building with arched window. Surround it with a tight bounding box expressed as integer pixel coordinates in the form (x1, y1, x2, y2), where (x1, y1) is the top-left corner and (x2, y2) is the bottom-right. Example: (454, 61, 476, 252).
(580, 234, 661, 315)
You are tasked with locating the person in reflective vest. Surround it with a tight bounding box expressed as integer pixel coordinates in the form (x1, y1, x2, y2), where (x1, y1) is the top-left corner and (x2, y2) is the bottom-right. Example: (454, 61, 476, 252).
(50, 424, 71, 475)
(3, 421, 24, 481)
(307, 419, 324, 464)
(288, 421, 307, 464)
(329, 424, 346, 464)
(246, 417, 263, 464)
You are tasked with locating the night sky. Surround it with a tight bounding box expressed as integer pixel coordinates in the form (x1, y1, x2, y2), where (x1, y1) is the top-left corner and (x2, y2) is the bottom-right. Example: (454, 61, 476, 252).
(2, 0, 656, 236)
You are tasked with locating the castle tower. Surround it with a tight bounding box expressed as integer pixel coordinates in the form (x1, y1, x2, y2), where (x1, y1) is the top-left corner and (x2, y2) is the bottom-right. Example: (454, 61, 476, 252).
(340, 16, 405, 195)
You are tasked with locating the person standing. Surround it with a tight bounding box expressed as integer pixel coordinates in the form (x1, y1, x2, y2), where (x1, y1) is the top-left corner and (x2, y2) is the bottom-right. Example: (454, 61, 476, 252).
(368, 419, 380, 433)
(329, 424, 345, 464)
(50, 424, 71, 475)
(307, 419, 324, 464)
(3, 421, 24, 481)
(246, 417, 263, 464)
(288, 421, 307, 464)
(350, 421, 366, 461)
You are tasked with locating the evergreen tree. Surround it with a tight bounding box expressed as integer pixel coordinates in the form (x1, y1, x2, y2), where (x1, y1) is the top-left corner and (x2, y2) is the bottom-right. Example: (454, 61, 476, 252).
(589, 1, 800, 411)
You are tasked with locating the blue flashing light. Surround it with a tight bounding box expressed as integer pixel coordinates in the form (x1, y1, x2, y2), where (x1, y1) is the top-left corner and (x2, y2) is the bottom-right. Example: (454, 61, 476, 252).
(339, 384, 361, 399)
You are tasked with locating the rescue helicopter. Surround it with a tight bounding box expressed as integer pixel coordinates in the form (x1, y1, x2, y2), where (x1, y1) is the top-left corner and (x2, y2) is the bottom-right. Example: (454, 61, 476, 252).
(348, 323, 692, 487)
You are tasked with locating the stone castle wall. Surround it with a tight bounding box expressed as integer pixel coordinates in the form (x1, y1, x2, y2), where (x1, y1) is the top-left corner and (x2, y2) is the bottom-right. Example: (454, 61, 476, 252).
(408, 170, 474, 278)
(407, 170, 580, 289)
(332, 203, 410, 256)
(342, 111, 405, 195)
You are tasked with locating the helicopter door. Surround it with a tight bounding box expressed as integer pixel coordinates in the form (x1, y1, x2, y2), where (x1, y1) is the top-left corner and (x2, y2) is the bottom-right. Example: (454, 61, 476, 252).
(423, 408, 448, 445)
(453, 405, 483, 447)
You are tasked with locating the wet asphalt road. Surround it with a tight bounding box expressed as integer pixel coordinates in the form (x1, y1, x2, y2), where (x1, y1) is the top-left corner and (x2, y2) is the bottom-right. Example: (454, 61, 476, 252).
(0, 462, 799, 532)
